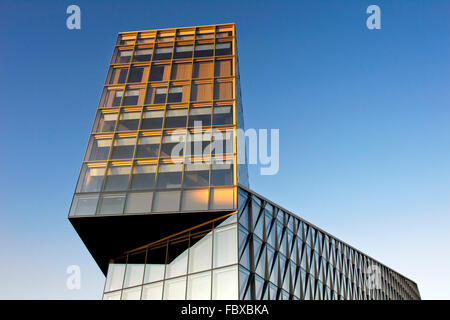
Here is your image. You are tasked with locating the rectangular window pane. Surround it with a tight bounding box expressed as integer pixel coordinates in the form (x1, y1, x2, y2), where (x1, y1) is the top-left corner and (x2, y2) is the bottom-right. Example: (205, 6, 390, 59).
(152, 190, 181, 212)
(163, 277, 186, 300)
(187, 272, 211, 300)
(110, 137, 136, 159)
(103, 165, 130, 191)
(149, 64, 170, 81)
(174, 45, 193, 59)
(130, 164, 157, 190)
(171, 63, 192, 80)
(123, 252, 145, 288)
(124, 192, 153, 213)
(104, 258, 126, 292)
(166, 238, 189, 278)
(193, 61, 213, 79)
(136, 136, 160, 158)
(121, 287, 141, 300)
(181, 188, 209, 211)
(212, 266, 238, 300)
(85, 136, 112, 161)
(210, 163, 233, 186)
(213, 224, 237, 268)
(69, 194, 99, 216)
(215, 42, 232, 56)
(210, 187, 235, 210)
(214, 81, 233, 100)
(94, 111, 118, 132)
(144, 245, 166, 283)
(182, 163, 209, 187)
(215, 59, 232, 77)
(191, 83, 212, 102)
(141, 110, 164, 129)
(188, 232, 212, 273)
(142, 282, 163, 300)
(213, 105, 233, 125)
(97, 193, 126, 214)
(76, 164, 106, 192)
(156, 164, 183, 188)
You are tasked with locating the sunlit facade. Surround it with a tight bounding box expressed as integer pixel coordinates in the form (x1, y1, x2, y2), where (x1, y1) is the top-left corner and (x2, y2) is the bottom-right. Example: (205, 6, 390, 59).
(69, 23, 420, 300)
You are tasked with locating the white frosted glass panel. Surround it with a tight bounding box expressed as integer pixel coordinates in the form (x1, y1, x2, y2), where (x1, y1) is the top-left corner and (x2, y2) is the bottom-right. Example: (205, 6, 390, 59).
(213, 225, 237, 268)
(104, 263, 126, 292)
(163, 277, 186, 300)
(121, 287, 141, 300)
(125, 192, 153, 214)
(212, 266, 238, 300)
(187, 272, 211, 300)
(166, 249, 188, 278)
(144, 264, 165, 283)
(152, 191, 181, 212)
(188, 232, 212, 273)
(142, 282, 163, 300)
(123, 264, 145, 288)
(103, 291, 121, 300)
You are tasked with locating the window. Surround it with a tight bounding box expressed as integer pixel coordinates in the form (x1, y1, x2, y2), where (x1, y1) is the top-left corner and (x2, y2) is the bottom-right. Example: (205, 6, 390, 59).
(181, 188, 209, 211)
(197, 33, 214, 39)
(142, 282, 163, 300)
(186, 130, 211, 157)
(149, 64, 170, 81)
(210, 163, 233, 186)
(117, 34, 136, 46)
(167, 86, 189, 103)
(133, 49, 152, 62)
(156, 164, 182, 188)
(110, 136, 136, 159)
(182, 163, 209, 187)
(174, 45, 193, 59)
(135, 136, 160, 158)
(216, 31, 232, 38)
(160, 133, 185, 158)
(212, 266, 238, 299)
(128, 66, 145, 83)
(190, 83, 212, 101)
(193, 61, 213, 79)
(215, 59, 232, 77)
(213, 105, 233, 125)
(103, 165, 131, 191)
(97, 193, 126, 214)
(124, 192, 153, 214)
(194, 44, 214, 57)
(123, 252, 145, 288)
(213, 225, 238, 267)
(115, 49, 132, 63)
(93, 111, 118, 132)
(121, 287, 141, 300)
(214, 80, 233, 100)
(153, 47, 172, 60)
(122, 89, 141, 106)
(70, 194, 99, 216)
(85, 136, 112, 161)
(152, 190, 181, 212)
(171, 63, 192, 80)
(211, 130, 233, 155)
(187, 272, 211, 300)
(215, 42, 232, 56)
(144, 244, 166, 283)
(137, 33, 155, 44)
(188, 232, 212, 272)
(163, 277, 186, 300)
(107, 67, 128, 84)
(164, 109, 187, 128)
(117, 111, 141, 131)
(130, 164, 156, 190)
(100, 88, 123, 108)
(210, 187, 235, 210)
(145, 86, 167, 104)
(188, 107, 211, 127)
(166, 237, 189, 278)
(105, 258, 126, 292)
(77, 164, 105, 192)
(141, 110, 164, 130)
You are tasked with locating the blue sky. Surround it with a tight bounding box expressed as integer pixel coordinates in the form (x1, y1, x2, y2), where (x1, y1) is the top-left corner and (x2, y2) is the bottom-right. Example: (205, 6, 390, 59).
(0, 0, 448, 299)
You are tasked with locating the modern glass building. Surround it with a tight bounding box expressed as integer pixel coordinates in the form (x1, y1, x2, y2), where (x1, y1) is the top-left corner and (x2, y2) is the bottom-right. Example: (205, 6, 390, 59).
(68, 24, 420, 300)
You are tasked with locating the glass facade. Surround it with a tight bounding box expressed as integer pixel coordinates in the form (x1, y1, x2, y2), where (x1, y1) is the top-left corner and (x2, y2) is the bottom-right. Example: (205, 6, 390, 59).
(69, 24, 420, 301)
(69, 24, 248, 218)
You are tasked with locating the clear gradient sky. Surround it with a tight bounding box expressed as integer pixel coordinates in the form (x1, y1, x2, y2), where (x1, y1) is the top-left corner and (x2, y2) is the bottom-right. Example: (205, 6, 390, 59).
(0, 0, 448, 299)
